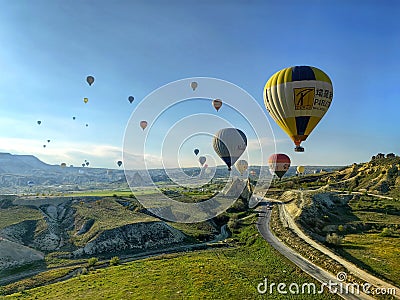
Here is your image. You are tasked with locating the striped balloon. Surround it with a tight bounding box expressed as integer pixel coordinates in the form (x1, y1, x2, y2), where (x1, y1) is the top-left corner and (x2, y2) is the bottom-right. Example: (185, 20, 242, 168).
(268, 153, 291, 179)
(264, 66, 333, 152)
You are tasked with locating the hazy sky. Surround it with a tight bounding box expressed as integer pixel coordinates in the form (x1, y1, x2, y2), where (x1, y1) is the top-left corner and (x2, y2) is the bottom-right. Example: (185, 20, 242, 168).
(0, 0, 399, 169)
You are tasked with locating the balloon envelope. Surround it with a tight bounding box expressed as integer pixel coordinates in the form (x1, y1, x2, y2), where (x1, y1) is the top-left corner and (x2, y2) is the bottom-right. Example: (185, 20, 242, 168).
(191, 81, 198, 91)
(212, 99, 223, 111)
(86, 161, 90, 166)
(199, 156, 206, 166)
(213, 128, 247, 171)
(86, 76, 94, 86)
(128, 96, 134, 103)
(264, 66, 333, 152)
(37, 121, 41, 125)
(140, 120, 148, 130)
(117, 160, 122, 167)
(60, 163, 67, 168)
(83, 98, 88, 104)
(194, 149, 199, 156)
(297, 165, 305, 174)
(235, 159, 248, 175)
(268, 154, 291, 179)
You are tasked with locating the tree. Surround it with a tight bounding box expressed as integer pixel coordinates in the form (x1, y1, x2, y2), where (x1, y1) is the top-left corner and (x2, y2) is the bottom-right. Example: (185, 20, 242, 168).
(87, 257, 98, 268)
(326, 233, 343, 246)
(110, 256, 120, 266)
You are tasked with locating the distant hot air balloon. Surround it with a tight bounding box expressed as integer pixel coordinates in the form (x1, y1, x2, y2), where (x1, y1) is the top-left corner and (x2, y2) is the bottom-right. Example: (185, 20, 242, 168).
(268, 154, 291, 179)
(191, 82, 198, 91)
(47, 140, 50, 143)
(212, 99, 222, 112)
(194, 149, 199, 156)
(43, 145, 46, 148)
(86, 161, 90, 166)
(84, 98, 88, 104)
(128, 96, 134, 103)
(140, 121, 148, 130)
(37, 121, 41, 125)
(60, 163, 67, 168)
(297, 165, 305, 174)
(213, 128, 247, 171)
(86, 76, 94, 86)
(264, 66, 333, 152)
(199, 156, 206, 166)
(235, 160, 248, 175)
(82, 163, 85, 167)
(117, 160, 122, 167)
(86, 124, 88, 127)
(73, 116, 76, 120)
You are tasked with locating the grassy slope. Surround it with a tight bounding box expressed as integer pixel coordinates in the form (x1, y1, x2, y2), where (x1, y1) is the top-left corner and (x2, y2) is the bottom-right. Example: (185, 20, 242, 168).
(4, 217, 340, 300)
(0, 206, 43, 230)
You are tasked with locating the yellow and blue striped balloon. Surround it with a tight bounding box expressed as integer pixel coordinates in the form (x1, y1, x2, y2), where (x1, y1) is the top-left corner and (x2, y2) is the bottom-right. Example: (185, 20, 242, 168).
(264, 66, 333, 152)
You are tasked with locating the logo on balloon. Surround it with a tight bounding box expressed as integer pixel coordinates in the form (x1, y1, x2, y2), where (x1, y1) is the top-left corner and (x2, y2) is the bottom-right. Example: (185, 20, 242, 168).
(123, 77, 276, 223)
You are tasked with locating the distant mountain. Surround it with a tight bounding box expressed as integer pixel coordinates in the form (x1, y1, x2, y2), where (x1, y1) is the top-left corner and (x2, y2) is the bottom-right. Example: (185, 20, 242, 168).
(0, 153, 55, 174)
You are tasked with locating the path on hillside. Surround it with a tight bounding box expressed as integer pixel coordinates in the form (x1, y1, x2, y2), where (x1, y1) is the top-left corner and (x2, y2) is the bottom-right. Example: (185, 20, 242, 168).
(256, 200, 374, 300)
(264, 190, 399, 299)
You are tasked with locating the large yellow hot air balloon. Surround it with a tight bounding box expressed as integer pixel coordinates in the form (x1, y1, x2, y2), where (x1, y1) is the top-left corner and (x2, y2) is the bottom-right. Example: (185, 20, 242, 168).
(264, 66, 333, 152)
(235, 159, 248, 175)
(83, 98, 88, 104)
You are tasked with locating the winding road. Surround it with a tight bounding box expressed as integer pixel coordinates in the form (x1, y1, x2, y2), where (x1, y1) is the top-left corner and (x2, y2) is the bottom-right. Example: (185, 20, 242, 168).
(256, 200, 377, 300)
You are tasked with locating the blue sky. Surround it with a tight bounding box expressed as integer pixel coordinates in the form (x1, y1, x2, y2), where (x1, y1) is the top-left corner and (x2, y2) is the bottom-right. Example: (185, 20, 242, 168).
(0, 0, 399, 169)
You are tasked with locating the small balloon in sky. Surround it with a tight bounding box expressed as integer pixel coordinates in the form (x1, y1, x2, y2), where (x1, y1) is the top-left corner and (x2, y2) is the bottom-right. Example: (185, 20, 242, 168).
(191, 81, 198, 91)
(60, 163, 67, 168)
(47, 140, 50, 143)
(43, 144, 46, 148)
(140, 120, 148, 130)
(73, 116, 76, 120)
(86, 76, 95, 86)
(194, 149, 199, 156)
(212, 99, 222, 111)
(86, 124, 88, 127)
(128, 96, 134, 103)
(37, 121, 41, 125)
(82, 163, 85, 167)
(83, 98, 88, 104)
(117, 160, 122, 167)
(199, 156, 206, 166)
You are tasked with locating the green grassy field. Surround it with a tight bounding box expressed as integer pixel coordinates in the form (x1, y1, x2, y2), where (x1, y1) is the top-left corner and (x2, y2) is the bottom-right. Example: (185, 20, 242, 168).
(339, 233, 400, 286)
(3, 217, 340, 300)
(0, 206, 43, 230)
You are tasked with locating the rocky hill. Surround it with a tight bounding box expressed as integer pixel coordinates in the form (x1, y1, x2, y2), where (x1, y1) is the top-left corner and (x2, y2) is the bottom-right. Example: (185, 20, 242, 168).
(0, 196, 191, 272)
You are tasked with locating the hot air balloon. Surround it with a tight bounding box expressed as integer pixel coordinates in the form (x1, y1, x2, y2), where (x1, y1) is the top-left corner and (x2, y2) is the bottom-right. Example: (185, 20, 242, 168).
(297, 165, 305, 174)
(86, 124, 88, 127)
(128, 96, 134, 103)
(82, 163, 85, 167)
(268, 154, 291, 179)
(140, 121, 148, 130)
(264, 66, 333, 152)
(194, 149, 199, 156)
(117, 160, 122, 167)
(73, 116, 76, 120)
(199, 156, 206, 166)
(37, 121, 41, 125)
(86, 76, 94, 86)
(47, 140, 50, 143)
(84, 98, 88, 104)
(43, 145, 46, 148)
(235, 160, 248, 175)
(212, 99, 222, 111)
(60, 163, 67, 168)
(86, 161, 90, 166)
(213, 128, 247, 171)
(191, 81, 198, 91)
